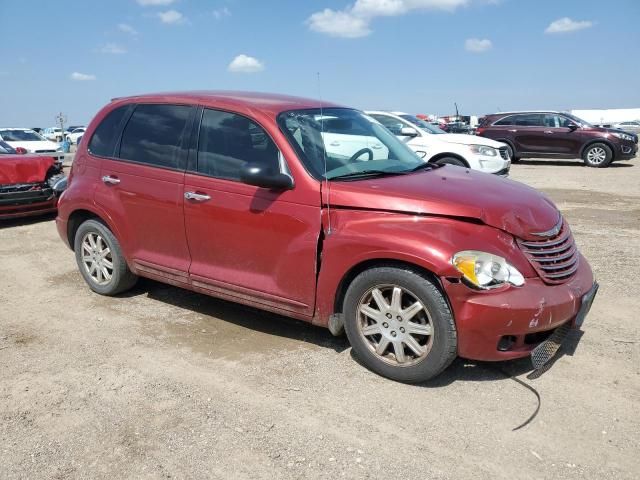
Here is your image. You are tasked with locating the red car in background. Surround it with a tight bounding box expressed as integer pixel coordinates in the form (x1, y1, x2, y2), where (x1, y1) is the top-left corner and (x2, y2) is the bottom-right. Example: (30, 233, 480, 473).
(56, 92, 596, 383)
(0, 140, 67, 219)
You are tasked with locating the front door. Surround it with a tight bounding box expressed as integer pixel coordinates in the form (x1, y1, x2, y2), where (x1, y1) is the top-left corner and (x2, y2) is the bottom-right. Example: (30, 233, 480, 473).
(95, 103, 195, 282)
(183, 108, 320, 316)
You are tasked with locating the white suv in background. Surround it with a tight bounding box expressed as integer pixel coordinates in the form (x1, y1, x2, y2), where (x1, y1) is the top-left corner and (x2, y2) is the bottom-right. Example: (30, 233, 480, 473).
(366, 111, 511, 175)
(0, 128, 63, 155)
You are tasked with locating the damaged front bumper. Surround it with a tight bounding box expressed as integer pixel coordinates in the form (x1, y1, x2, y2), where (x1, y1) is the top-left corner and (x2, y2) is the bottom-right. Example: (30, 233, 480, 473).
(442, 253, 595, 362)
(0, 183, 59, 219)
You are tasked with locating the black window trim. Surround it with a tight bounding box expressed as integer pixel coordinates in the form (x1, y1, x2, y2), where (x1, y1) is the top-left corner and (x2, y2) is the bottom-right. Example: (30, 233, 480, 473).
(188, 105, 291, 184)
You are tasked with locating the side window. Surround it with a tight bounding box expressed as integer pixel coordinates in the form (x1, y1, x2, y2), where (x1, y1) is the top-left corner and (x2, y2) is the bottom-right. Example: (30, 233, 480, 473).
(196, 109, 280, 181)
(493, 115, 514, 126)
(119, 104, 192, 169)
(370, 115, 404, 135)
(88, 105, 130, 157)
(514, 114, 543, 127)
(543, 114, 560, 128)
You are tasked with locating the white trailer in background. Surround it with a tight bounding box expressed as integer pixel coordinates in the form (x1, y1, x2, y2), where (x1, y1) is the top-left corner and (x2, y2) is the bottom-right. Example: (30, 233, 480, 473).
(570, 108, 640, 126)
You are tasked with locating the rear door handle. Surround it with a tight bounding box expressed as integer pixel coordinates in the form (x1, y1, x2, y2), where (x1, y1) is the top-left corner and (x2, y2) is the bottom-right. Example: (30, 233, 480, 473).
(184, 191, 211, 202)
(544, 130, 553, 134)
(508, 129, 517, 133)
(330, 141, 340, 147)
(101, 175, 120, 185)
(371, 144, 383, 149)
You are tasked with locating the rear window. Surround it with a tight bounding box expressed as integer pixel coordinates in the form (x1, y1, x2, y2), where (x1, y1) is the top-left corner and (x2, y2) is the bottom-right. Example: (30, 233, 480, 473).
(119, 104, 193, 169)
(88, 105, 130, 157)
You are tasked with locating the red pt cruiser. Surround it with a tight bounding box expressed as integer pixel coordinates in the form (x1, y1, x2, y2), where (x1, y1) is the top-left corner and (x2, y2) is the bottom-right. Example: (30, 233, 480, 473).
(56, 92, 597, 383)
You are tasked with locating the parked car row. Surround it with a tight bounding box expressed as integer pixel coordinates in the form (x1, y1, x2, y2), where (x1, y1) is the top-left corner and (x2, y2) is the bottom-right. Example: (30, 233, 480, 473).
(45, 91, 598, 384)
(39, 126, 86, 144)
(0, 128, 64, 157)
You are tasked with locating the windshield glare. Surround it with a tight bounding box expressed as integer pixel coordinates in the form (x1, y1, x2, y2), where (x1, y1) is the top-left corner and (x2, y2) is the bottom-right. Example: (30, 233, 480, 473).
(400, 114, 446, 134)
(564, 113, 593, 128)
(0, 129, 46, 142)
(0, 140, 17, 154)
(278, 108, 425, 180)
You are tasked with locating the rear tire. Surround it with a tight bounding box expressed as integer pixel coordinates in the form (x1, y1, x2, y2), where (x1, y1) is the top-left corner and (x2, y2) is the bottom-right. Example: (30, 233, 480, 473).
(583, 143, 613, 168)
(433, 157, 466, 168)
(343, 267, 457, 383)
(74, 219, 138, 296)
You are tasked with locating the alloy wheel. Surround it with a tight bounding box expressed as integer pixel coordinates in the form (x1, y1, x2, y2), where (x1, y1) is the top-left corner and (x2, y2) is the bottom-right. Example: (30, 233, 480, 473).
(587, 147, 607, 165)
(81, 232, 114, 286)
(357, 285, 434, 366)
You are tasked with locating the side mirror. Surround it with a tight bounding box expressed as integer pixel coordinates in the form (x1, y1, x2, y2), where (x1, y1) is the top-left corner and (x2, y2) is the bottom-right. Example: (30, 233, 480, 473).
(567, 123, 579, 131)
(400, 126, 419, 137)
(15, 147, 28, 154)
(240, 163, 294, 190)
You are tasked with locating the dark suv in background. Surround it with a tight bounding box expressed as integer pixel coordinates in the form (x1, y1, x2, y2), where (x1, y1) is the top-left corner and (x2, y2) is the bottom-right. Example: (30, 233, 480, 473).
(476, 111, 638, 168)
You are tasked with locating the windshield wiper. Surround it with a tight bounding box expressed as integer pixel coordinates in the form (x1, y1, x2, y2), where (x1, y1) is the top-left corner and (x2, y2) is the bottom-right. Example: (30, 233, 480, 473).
(408, 162, 440, 173)
(328, 170, 405, 181)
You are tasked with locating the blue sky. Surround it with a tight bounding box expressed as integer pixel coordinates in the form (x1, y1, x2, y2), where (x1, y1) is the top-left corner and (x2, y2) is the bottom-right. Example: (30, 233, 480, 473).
(1, 0, 639, 126)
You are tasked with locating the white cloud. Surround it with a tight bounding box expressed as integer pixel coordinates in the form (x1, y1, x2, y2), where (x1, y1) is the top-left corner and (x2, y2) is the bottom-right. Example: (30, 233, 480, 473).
(228, 54, 265, 73)
(545, 17, 593, 34)
(158, 10, 185, 24)
(212, 7, 231, 20)
(70, 72, 96, 81)
(465, 38, 492, 52)
(99, 43, 127, 54)
(307, 9, 371, 38)
(118, 23, 138, 35)
(137, 0, 175, 6)
(307, 0, 470, 38)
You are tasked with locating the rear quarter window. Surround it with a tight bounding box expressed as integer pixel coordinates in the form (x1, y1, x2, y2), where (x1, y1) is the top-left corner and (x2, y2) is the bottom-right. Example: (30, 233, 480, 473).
(88, 105, 130, 157)
(493, 116, 515, 126)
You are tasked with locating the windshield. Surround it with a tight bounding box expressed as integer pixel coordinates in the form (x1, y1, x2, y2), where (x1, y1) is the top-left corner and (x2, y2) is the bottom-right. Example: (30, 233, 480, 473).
(278, 108, 425, 180)
(0, 129, 46, 142)
(0, 140, 17, 154)
(399, 114, 446, 134)
(563, 113, 593, 128)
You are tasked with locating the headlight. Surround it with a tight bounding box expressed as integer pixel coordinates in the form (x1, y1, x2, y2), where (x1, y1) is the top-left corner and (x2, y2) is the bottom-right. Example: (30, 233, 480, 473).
(612, 132, 634, 141)
(469, 145, 497, 157)
(452, 250, 525, 289)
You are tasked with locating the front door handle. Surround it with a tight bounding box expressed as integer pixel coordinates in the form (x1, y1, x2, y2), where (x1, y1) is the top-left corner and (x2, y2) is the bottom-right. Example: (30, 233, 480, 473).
(184, 191, 211, 202)
(330, 141, 340, 147)
(101, 175, 120, 185)
(544, 130, 553, 134)
(508, 129, 517, 133)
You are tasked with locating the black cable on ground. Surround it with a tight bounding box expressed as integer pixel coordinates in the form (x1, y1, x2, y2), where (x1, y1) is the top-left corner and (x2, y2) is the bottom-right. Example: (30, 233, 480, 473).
(489, 365, 542, 431)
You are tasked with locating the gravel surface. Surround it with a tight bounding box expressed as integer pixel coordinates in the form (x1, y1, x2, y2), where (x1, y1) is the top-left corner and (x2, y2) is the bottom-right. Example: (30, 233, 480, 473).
(1, 156, 638, 479)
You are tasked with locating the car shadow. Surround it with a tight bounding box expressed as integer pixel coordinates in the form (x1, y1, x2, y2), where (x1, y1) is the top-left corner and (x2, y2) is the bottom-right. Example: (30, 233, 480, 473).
(516, 159, 634, 167)
(120, 278, 350, 354)
(0, 212, 57, 229)
(118, 278, 583, 385)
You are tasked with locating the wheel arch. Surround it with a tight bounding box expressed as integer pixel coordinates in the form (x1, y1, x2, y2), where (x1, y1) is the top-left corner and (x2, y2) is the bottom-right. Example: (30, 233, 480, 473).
(67, 207, 120, 252)
(332, 258, 449, 317)
(428, 153, 470, 168)
(580, 139, 617, 159)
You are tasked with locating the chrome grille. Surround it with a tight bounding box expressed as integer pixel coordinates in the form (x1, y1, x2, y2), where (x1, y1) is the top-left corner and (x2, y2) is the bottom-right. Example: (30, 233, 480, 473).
(498, 146, 510, 160)
(517, 221, 579, 284)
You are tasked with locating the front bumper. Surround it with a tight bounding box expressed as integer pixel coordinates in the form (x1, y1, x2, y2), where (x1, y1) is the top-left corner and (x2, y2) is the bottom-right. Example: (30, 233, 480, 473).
(443, 253, 595, 361)
(0, 187, 58, 219)
(616, 141, 637, 160)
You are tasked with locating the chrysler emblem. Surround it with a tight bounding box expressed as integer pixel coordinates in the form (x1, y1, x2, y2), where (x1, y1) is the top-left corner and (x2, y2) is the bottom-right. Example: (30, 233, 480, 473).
(532, 217, 562, 238)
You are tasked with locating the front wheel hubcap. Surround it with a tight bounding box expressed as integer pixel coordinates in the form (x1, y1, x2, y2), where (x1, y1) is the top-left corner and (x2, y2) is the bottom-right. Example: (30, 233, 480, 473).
(587, 147, 606, 164)
(357, 285, 434, 366)
(81, 232, 114, 286)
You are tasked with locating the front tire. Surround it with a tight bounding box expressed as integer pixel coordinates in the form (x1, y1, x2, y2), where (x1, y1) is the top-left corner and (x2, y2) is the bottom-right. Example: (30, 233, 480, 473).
(583, 143, 613, 168)
(343, 267, 457, 383)
(74, 219, 138, 295)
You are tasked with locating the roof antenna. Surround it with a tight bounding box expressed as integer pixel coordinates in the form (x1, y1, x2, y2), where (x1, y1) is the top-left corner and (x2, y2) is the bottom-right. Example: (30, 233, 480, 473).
(317, 71, 332, 235)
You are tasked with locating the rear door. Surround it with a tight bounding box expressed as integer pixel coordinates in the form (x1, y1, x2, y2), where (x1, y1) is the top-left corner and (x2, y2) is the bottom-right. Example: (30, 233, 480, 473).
(94, 103, 195, 283)
(183, 108, 320, 316)
(511, 114, 546, 154)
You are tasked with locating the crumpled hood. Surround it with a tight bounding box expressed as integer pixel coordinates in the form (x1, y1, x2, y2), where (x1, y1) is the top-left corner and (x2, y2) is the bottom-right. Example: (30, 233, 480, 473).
(328, 166, 560, 241)
(0, 154, 56, 185)
(438, 133, 506, 149)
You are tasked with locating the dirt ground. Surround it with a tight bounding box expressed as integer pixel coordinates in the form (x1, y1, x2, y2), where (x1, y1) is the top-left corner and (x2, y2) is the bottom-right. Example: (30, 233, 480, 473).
(1, 156, 639, 479)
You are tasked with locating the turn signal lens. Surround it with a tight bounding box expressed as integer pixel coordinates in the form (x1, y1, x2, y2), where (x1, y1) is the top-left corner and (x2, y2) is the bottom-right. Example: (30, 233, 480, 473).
(452, 250, 525, 289)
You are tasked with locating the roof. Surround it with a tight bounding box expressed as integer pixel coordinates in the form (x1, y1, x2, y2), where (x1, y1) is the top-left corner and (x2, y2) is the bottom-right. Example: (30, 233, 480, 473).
(110, 91, 343, 116)
(486, 110, 562, 116)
